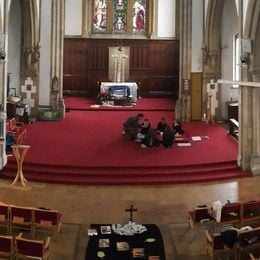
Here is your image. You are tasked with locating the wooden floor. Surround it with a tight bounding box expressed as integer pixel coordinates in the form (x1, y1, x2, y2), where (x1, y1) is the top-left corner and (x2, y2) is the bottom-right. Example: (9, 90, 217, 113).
(0, 176, 259, 259)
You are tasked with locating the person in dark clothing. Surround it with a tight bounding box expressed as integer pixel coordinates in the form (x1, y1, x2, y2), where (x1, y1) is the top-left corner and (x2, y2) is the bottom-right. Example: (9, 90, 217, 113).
(220, 229, 238, 250)
(173, 120, 184, 135)
(156, 117, 169, 133)
(141, 128, 158, 148)
(161, 125, 175, 148)
(140, 118, 151, 136)
(122, 113, 144, 139)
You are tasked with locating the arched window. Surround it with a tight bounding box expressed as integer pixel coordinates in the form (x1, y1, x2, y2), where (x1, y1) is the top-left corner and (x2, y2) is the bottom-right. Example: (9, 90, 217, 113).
(92, 0, 148, 35)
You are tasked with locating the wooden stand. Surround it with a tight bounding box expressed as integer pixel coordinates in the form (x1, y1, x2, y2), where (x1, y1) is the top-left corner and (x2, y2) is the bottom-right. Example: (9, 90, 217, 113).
(206, 93, 215, 124)
(11, 145, 30, 187)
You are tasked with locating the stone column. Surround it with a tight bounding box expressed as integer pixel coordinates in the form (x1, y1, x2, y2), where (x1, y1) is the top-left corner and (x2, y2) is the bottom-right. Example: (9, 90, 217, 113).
(51, 0, 65, 120)
(178, 0, 192, 121)
(250, 70, 260, 175)
(237, 0, 253, 171)
(82, 0, 91, 38)
(0, 0, 10, 170)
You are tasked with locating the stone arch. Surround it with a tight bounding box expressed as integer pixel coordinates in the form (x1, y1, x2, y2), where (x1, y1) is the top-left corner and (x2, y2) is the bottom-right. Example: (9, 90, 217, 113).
(8, 0, 40, 116)
(19, 0, 40, 75)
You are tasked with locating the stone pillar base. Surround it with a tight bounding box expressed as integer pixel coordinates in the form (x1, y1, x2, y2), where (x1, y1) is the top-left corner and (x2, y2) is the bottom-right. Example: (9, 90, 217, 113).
(250, 154, 260, 176)
(59, 99, 65, 120)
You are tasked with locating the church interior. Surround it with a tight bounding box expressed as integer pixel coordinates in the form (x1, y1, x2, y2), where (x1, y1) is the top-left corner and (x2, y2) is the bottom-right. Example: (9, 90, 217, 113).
(0, 0, 260, 259)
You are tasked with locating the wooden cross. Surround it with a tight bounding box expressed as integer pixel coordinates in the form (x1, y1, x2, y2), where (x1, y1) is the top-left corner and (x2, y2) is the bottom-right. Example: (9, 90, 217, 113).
(125, 205, 137, 222)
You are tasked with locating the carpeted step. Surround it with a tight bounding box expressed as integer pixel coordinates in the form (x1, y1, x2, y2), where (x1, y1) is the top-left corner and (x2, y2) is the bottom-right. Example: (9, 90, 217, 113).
(2, 165, 251, 185)
(4, 160, 240, 177)
(2, 170, 251, 185)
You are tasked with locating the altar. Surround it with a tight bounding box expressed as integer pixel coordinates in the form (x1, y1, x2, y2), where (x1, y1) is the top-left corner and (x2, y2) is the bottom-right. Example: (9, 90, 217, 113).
(100, 82, 138, 102)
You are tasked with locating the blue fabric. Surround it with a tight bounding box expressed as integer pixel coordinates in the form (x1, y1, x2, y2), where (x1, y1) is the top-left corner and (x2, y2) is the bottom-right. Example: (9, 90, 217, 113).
(6, 133, 15, 148)
(108, 85, 130, 97)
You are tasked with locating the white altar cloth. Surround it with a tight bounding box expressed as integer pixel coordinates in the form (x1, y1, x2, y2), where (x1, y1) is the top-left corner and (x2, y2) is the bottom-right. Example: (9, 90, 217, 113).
(100, 82, 138, 102)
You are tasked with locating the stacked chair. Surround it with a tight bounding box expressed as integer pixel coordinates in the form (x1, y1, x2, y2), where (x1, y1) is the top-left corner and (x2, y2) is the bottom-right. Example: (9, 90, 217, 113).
(16, 233, 51, 260)
(0, 202, 63, 259)
(188, 199, 260, 259)
(0, 233, 50, 260)
(0, 235, 14, 260)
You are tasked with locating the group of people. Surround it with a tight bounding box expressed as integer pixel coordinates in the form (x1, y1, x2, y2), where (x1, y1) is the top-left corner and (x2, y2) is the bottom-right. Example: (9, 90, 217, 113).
(122, 113, 184, 148)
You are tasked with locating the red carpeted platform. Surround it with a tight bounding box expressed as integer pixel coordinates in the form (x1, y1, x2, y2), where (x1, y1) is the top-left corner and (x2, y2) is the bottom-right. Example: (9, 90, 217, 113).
(64, 97, 175, 111)
(2, 97, 252, 185)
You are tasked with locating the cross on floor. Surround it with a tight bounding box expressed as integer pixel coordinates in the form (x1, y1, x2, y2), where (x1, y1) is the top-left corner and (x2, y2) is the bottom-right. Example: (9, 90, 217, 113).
(125, 205, 137, 222)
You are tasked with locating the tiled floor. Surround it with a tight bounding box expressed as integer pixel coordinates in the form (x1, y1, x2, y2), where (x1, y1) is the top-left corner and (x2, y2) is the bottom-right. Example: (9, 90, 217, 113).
(0, 176, 259, 259)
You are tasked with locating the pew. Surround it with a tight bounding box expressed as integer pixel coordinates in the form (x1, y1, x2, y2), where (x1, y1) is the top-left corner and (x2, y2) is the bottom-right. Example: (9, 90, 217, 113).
(0, 235, 15, 260)
(238, 226, 260, 260)
(220, 202, 242, 227)
(16, 233, 51, 260)
(188, 206, 215, 229)
(33, 208, 63, 238)
(241, 200, 260, 226)
(205, 230, 237, 260)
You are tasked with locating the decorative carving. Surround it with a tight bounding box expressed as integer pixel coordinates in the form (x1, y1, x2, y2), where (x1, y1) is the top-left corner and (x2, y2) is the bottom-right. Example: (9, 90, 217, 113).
(51, 76, 59, 109)
(21, 43, 41, 76)
(21, 77, 37, 114)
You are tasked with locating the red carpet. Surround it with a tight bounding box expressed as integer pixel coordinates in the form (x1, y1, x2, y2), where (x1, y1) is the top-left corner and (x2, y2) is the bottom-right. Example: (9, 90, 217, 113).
(2, 98, 252, 185)
(65, 97, 175, 111)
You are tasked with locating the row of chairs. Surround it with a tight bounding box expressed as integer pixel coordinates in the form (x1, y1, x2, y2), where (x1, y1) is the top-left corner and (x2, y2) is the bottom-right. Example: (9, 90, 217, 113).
(0, 204, 63, 239)
(206, 226, 260, 260)
(188, 200, 260, 229)
(0, 232, 50, 260)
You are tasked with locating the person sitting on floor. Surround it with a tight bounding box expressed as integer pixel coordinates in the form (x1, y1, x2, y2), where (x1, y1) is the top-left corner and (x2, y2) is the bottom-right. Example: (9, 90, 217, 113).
(161, 125, 175, 148)
(136, 118, 151, 141)
(141, 128, 158, 148)
(139, 118, 151, 136)
(122, 113, 144, 140)
(173, 120, 184, 135)
(156, 117, 169, 133)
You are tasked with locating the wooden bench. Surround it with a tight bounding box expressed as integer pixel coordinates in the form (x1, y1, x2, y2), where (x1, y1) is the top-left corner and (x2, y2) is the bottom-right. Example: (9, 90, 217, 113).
(229, 118, 239, 140)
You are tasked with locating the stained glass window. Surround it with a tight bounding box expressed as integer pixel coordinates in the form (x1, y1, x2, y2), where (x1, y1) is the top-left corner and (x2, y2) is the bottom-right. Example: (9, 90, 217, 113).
(92, 0, 148, 35)
(133, 0, 146, 33)
(113, 0, 127, 33)
(93, 0, 107, 32)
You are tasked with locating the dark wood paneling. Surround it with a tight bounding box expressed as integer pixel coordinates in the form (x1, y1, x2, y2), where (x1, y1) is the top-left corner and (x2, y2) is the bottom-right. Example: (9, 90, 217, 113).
(63, 38, 179, 98)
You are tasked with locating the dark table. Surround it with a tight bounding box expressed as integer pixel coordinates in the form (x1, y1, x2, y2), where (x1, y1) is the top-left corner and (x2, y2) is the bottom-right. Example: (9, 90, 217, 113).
(85, 224, 166, 260)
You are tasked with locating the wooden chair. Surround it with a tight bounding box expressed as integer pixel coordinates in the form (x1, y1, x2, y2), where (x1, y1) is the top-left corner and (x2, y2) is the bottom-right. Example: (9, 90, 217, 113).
(238, 226, 260, 260)
(0, 204, 10, 234)
(16, 233, 51, 260)
(219, 202, 242, 228)
(33, 208, 63, 238)
(205, 230, 238, 260)
(241, 200, 260, 226)
(188, 206, 215, 229)
(0, 235, 15, 260)
(9, 206, 34, 236)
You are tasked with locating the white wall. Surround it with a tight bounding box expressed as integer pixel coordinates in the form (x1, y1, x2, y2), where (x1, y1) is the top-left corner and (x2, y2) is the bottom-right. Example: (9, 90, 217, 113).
(65, 0, 82, 36)
(7, 0, 21, 96)
(157, 0, 175, 38)
(191, 0, 203, 72)
(39, 0, 51, 106)
(221, 0, 239, 119)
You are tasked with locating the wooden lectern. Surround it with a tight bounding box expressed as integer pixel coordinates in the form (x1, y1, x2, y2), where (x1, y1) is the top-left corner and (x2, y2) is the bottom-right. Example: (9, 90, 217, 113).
(11, 145, 30, 187)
